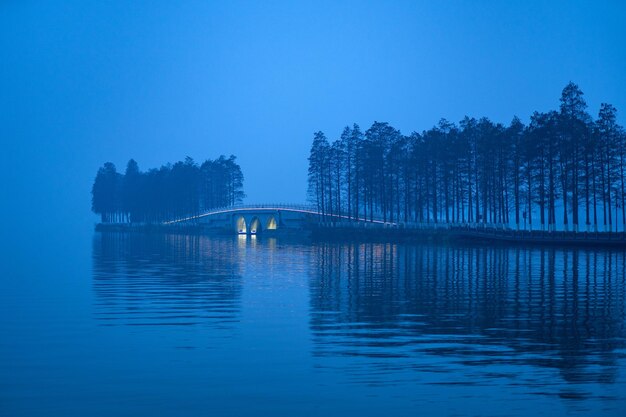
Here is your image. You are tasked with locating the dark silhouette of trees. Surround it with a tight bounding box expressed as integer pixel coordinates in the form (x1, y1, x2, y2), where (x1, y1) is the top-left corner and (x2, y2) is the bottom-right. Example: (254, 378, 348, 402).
(307, 83, 626, 232)
(92, 162, 122, 223)
(92, 155, 245, 223)
(123, 159, 141, 223)
(596, 103, 622, 232)
(308, 131, 331, 219)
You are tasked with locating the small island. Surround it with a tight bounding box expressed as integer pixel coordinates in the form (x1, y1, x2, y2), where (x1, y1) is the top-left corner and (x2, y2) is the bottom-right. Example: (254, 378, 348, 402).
(94, 83, 626, 246)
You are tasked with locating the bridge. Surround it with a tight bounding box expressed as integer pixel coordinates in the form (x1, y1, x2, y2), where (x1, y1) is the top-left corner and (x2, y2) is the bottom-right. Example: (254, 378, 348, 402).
(106, 204, 626, 246)
(163, 204, 392, 235)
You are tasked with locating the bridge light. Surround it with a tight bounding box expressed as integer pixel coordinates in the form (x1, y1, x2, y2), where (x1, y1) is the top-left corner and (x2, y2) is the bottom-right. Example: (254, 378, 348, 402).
(236, 216, 247, 234)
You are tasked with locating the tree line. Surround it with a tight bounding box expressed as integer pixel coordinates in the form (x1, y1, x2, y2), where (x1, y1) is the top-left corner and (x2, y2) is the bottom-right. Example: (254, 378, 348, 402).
(308, 82, 626, 232)
(92, 155, 245, 223)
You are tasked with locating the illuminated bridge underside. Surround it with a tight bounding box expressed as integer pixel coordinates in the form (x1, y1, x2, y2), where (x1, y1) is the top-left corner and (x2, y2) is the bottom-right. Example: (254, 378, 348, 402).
(165, 204, 391, 235)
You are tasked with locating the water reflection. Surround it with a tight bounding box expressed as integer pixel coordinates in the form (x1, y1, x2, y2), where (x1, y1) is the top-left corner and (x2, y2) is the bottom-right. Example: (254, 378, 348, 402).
(93, 233, 243, 327)
(91, 234, 626, 410)
(309, 243, 626, 399)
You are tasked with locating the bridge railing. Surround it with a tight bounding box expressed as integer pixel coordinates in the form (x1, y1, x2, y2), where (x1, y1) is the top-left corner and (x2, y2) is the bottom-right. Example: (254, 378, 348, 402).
(164, 203, 395, 224)
(163, 203, 317, 224)
(164, 205, 521, 230)
(223, 204, 394, 224)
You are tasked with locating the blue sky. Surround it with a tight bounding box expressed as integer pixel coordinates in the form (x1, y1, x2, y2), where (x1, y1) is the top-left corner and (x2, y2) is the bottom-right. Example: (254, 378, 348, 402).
(1, 1, 625, 234)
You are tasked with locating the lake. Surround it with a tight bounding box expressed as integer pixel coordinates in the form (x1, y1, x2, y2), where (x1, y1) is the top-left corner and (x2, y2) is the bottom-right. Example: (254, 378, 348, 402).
(1, 232, 625, 416)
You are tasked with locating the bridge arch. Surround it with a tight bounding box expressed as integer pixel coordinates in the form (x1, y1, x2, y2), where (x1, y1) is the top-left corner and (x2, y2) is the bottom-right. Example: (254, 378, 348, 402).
(266, 215, 277, 230)
(236, 216, 247, 234)
(249, 217, 262, 234)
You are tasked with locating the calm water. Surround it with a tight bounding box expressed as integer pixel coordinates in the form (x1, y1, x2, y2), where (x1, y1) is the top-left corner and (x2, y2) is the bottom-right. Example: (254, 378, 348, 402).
(2, 233, 626, 416)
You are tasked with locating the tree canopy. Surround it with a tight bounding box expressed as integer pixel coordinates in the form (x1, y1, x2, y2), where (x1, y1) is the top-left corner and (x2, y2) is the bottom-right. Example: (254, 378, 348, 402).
(92, 155, 245, 223)
(307, 82, 626, 232)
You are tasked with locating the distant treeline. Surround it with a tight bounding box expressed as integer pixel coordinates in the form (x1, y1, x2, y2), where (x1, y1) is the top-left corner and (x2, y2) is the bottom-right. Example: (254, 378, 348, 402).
(92, 156, 244, 223)
(308, 82, 626, 232)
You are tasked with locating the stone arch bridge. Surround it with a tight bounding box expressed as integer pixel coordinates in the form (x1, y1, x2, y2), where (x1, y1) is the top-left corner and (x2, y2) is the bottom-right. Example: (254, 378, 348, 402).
(164, 204, 390, 235)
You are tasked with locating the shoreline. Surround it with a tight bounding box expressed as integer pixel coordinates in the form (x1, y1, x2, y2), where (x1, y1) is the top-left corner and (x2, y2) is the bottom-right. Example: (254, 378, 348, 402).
(95, 223, 626, 248)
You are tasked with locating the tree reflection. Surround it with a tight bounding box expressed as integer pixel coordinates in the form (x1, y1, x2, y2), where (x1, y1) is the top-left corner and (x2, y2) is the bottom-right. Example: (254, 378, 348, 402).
(309, 243, 626, 390)
(92, 232, 243, 328)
